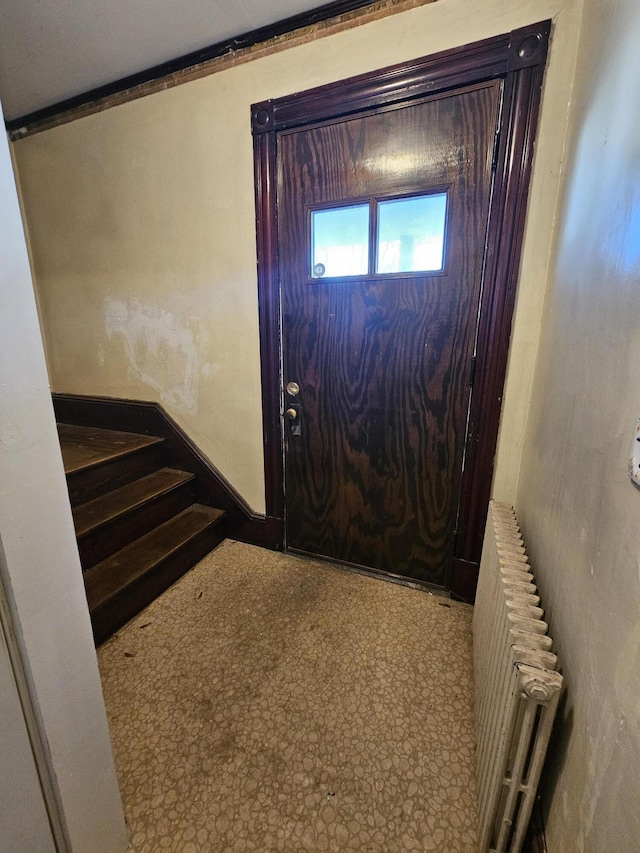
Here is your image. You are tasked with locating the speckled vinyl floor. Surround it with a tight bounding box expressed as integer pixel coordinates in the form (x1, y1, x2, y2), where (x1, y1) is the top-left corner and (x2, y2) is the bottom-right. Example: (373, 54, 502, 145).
(98, 540, 478, 852)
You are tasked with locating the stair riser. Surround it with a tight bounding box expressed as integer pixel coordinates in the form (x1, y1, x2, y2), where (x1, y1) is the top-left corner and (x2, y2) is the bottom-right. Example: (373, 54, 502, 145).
(67, 445, 165, 507)
(78, 482, 197, 570)
(91, 519, 226, 645)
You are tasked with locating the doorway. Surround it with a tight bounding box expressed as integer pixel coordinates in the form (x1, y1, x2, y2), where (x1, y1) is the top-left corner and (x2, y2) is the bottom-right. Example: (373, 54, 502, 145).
(252, 21, 550, 599)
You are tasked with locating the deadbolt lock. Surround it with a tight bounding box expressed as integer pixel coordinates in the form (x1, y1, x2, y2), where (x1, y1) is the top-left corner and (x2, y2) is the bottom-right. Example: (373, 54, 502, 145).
(286, 381, 300, 396)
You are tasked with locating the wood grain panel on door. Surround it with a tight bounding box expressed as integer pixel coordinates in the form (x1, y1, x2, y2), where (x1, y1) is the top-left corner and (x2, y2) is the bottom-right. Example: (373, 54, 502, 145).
(278, 82, 501, 585)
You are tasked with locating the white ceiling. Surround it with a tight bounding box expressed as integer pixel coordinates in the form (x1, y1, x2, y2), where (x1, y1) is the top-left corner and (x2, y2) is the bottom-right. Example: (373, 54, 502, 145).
(0, 0, 334, 122)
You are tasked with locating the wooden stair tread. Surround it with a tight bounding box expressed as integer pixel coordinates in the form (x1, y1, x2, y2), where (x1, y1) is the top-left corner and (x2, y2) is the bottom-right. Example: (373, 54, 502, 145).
(56, 410, 230, 643)
(73, 468, 195, 538)
(84, 505, 225, 612)
(58, 423, 164, 475)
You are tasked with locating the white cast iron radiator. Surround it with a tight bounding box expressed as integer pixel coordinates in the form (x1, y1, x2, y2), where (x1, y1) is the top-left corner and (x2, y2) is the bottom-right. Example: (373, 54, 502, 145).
(473, 501, 563, 853)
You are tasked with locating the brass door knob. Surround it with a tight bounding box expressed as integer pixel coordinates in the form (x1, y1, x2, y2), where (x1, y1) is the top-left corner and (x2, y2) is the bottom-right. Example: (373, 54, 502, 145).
(285, 407, 298, 421)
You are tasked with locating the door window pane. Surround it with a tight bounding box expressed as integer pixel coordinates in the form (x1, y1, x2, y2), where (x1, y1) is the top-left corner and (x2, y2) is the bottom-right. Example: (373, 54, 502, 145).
(311, 204, 370, 278)
(376, 193, 447, 274)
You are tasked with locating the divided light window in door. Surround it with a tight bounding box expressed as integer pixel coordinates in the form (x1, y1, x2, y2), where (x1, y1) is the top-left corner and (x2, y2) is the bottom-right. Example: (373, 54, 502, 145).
(310, 191, 448, 280)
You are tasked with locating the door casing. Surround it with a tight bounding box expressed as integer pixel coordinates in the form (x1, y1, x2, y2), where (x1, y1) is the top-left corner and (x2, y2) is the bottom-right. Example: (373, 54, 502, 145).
(251, 20, 551, 601)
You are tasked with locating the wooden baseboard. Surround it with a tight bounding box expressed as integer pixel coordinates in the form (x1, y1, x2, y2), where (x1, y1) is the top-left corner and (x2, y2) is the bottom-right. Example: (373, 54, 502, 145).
(52, 393, 283, 550)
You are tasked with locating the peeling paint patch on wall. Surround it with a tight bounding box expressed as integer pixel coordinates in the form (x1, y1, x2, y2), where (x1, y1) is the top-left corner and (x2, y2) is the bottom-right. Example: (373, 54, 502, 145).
(103, 297, 214, 413)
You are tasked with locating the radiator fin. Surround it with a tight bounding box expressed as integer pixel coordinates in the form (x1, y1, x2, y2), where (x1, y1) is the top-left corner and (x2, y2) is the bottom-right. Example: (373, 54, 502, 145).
(473, 501, 563, 853)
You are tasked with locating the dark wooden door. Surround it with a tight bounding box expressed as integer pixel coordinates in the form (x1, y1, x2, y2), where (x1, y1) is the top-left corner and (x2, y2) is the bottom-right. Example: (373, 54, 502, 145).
(278, 81, 502, 586)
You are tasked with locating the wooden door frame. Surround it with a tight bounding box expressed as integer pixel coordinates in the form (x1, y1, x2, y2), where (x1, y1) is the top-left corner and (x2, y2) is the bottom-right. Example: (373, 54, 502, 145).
(251, 20, 551, 600)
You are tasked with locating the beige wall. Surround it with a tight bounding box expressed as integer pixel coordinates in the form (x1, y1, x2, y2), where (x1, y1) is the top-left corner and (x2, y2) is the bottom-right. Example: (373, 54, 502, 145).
(516, 0, 640, 849)
(0, 95, 127, 851)
(12, 0, 582, 515)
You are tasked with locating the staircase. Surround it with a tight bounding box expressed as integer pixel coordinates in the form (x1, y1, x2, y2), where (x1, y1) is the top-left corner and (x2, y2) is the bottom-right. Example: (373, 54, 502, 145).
(58, 423, 226, 644)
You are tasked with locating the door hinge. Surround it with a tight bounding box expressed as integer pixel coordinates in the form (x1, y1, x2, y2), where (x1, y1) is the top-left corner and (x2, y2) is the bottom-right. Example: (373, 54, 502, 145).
(491, 131, 501, 172)
(469, 356, 477, 387)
